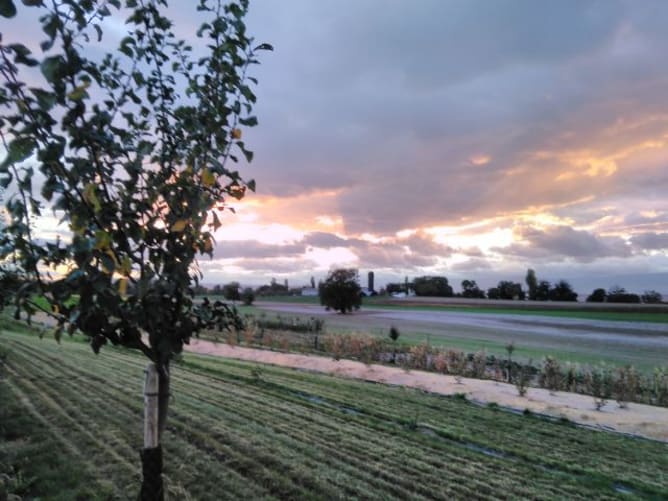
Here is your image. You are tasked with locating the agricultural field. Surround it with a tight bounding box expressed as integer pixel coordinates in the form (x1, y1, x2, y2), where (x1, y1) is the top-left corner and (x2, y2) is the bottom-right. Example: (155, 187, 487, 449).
(2, 327, 668, 500)
(251, 300, 668, 373)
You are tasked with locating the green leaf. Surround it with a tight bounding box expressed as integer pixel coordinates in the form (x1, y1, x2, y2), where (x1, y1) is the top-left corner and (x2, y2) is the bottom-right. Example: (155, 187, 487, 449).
(21, 0, 42, 5)
(30, 87, 56, 110)
(0, 173, 12, 187)
(41, 55, 64, 83)
(0, 0, 16, 18)
(236, 141, 253, 163)
(239, 116, 258, 127)
(254, 43, 273, 51)
(40, 39, 54, 51)
(9, 43, 38, 66)
(67, 84, 89, 101)
(1, 136, 36, 169)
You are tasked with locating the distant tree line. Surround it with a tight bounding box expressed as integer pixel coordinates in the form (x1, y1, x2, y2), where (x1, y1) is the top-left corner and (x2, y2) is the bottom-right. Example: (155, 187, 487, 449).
(382, 269, 662, 304)
(194, 268, 663, 306)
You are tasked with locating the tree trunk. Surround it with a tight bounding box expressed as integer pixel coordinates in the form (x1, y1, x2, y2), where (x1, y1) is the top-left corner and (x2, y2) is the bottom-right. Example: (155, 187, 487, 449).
(140, 362, 166, 501)
(157, 362, 170, 438)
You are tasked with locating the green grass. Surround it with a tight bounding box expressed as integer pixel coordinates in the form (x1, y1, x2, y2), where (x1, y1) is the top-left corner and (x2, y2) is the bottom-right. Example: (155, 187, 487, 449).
(363, 298, 668, 323)
(240, 305, 667, 373)
(1, 327, 667, 499)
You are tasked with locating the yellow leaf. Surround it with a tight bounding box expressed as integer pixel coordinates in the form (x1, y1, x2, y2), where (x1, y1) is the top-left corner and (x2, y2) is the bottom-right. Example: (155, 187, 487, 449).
(202, 168, 216, 187)
(94, 230, 111, 250)
(172, 220, 187, 232)
(67, 80, 91, 101)
(118, 278, 128, 297)
(83, 183, 101, 212)
(120, 256, 132, 276)
(203, 237, 213, 253)
(232, 128, 242, 139)
(70, 214, 85, 235)
(52, 304, 59, 315)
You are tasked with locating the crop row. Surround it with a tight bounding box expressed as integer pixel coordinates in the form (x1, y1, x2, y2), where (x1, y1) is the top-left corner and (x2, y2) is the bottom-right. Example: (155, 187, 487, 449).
(182, 354, 668, 492)
(2, 331, 667, 499)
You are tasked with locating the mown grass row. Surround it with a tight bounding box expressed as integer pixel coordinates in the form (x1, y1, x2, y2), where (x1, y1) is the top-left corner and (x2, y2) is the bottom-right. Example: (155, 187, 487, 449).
(1, 329, 667, 500)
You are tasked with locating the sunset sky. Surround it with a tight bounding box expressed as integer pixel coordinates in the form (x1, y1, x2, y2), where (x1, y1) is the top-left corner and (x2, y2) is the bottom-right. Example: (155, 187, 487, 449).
(26, 1, 668, 295)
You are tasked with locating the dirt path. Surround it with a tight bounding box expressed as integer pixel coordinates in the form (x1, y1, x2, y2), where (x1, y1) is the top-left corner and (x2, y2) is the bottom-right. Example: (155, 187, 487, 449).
(186, 338, 668, 443)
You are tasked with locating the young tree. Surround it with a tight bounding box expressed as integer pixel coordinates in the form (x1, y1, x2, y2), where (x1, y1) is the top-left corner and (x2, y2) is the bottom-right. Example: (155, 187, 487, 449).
(0, 1, 271, 497)
(318, 268, 362, 313)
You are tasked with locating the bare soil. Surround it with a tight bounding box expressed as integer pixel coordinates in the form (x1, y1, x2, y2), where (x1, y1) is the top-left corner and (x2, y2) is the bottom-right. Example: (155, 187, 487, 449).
(186, 338, 668, 443)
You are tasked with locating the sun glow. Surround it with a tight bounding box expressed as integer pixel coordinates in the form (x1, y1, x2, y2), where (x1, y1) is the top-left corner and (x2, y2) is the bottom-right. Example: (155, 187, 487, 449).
(426, 225, 514, 252)
(469, 154, 491, 166)
(214, 222, 304, 245)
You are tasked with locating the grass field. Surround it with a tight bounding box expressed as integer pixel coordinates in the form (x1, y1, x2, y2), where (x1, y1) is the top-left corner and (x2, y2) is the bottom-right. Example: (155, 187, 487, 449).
(2, 328, 667, 500)
(246, 295, 668, 322)
(240, 301, 668, 374)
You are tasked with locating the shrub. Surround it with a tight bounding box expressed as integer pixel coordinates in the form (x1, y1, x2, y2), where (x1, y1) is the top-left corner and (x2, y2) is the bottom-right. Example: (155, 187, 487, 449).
(388, 325, 400, 342)
(540, 356, 562, 394)
(446, 350, 467, 383)
(652, 368, 668, 406)
(471, 350, 487, 379)
(563, 363, 580, 393)
(515, 360, 532, 397)
(585, 365, 613, 411)
(409, 343, 432, 371)
(433, 352, 447, 374)
(614, 365, 639, 408)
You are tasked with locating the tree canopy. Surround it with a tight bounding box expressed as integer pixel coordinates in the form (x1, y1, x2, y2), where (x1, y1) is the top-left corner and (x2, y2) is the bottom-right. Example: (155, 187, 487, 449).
(488, 281, 525, 300)
(525, 268, 538, 300)
(1, 0, 270, 355)
(413, 275, 454, 297)
(461, 279, 485, 299)
(318, 268, 362, 313)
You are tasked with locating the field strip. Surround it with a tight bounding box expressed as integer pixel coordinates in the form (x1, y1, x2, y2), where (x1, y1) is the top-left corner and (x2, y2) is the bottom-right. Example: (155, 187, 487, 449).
(185, 339, 668, 442)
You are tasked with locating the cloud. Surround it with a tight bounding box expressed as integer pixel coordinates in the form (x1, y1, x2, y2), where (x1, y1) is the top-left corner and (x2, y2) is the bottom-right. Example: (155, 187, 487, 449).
(631, 232, 668, 251)
(242, 0, 668, 237)
(9, 1, 668, 293)
(502, 225, 631, 262)
(212, 240, 304, 260)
